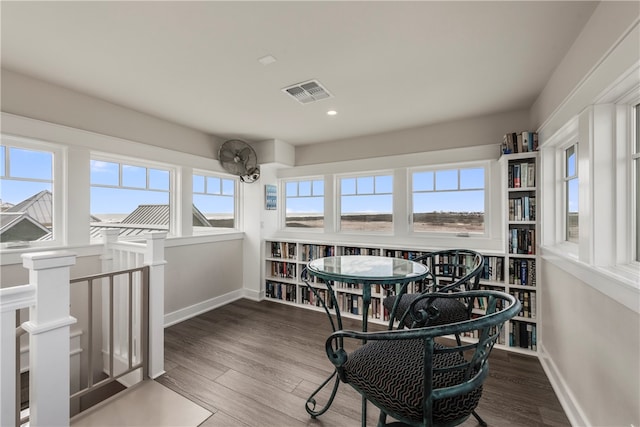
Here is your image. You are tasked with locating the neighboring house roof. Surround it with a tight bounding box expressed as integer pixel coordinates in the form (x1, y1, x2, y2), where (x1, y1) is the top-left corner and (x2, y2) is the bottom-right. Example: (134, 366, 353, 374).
(122, 204, 211, 227)
(0, 212, 51, 242)
(6, 190, 53, 226)
(88, 223, 168, 240)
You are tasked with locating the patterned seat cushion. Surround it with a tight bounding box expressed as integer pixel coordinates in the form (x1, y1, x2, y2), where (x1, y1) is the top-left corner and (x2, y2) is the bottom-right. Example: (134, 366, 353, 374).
(383, 294, 468, 328)
(343, 340, 482, 424)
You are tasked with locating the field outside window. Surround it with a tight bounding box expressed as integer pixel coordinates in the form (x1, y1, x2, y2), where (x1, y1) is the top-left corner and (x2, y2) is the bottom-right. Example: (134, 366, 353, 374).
(339, 174, 392, 232)
(285, 179, 324, 228)
(412, 167, 485, 233)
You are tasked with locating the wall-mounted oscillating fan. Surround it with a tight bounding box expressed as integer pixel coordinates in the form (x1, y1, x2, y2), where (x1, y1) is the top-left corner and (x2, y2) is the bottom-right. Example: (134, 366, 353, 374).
(218, 139, 260, 183)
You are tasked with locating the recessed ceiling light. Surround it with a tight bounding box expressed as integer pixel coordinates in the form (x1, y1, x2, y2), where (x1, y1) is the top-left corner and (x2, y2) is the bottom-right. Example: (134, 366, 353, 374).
(258, 55, 277, 65)
(327, 110, 337, 116)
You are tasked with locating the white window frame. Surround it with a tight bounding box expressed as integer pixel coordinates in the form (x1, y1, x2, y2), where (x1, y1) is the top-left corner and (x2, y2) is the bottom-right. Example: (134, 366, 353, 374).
(192, 170, 239, 233)
(282, 176, 325, 231)
(336, 171, 394, 235)
(90, 153, 176, 240)
(0, 134, 65, 250)
(540, 67, 640, 312)
(634, 103, 640, 263)
(409, 163, 489, 237)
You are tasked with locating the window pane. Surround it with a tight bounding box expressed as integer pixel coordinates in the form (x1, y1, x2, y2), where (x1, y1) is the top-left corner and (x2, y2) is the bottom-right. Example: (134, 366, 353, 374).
(375, 175, 393, 193)
(341, 194, 392, 232)
(11, 147, 52, 180)
(566, 178, 579, 242)
(222, 179, 234, 196)
(413, 190, 484, 233)
(435, 170, 457, 191)
(91, 187, 169, 215)
(193, 194, 234, 228)
(1, 144, 55, 243)
(91, 159, 173, 238)
(299, 181, 311, 197)
(312, 180, 324, 196)
(286, 182, 298, 197)
(460, 168, 484, 189)
(207, 177, 221, 194)
(357, 176, 374, 194)
(341, 178, 356, 195)
(149, 169, 169, 190)
(91, 160, 119, 186)
(285, 178, 324, 228)
(412, 166, 485, 233)
(566, 145, 576, 177)
(413, 171, 434, 192)
(122, 165, 146, 188)
(193, 175, 205, 193)
(193, 173, 236, 229)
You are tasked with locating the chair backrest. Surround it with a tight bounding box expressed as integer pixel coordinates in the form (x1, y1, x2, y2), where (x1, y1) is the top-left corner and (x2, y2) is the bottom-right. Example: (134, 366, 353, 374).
(413, 249, 484, 316)
(414, 249, 484, 291)
(326, 290, 521, 427)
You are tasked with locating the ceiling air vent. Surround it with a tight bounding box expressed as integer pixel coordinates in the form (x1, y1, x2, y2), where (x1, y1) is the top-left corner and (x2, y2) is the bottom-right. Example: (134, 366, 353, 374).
(282, 80, 332, 104)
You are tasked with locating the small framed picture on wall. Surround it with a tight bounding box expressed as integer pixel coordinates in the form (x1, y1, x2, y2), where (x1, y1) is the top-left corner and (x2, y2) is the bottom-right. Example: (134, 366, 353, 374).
(265, 184, 277, 210)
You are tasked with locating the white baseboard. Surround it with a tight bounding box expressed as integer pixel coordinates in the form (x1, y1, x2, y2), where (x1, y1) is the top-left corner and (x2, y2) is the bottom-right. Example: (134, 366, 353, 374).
(163, 289, 246, 327)
(539, 341, 589, 427)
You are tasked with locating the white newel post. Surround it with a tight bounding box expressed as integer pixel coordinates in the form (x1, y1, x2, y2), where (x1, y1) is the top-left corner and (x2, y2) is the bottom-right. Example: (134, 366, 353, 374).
(0, 284, 36, 427)
(21, 251, 77, 427)
(144, 232, 166, 378)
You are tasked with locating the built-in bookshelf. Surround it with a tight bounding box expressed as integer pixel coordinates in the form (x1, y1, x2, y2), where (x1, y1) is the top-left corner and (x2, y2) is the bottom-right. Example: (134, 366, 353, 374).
(263, 237, 537, 354)
(500, 150, 539, 352)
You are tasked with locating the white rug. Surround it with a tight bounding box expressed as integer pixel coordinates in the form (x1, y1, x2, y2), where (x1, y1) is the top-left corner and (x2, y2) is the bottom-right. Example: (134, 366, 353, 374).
(72, 380, 212, 427)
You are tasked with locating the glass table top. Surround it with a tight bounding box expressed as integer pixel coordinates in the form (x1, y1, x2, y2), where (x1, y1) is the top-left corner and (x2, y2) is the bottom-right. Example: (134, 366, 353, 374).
(307, 255, 429, 284)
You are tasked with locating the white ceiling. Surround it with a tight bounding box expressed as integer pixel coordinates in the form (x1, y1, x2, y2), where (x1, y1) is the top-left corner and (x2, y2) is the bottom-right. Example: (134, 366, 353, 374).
(1, 1, 598, 146)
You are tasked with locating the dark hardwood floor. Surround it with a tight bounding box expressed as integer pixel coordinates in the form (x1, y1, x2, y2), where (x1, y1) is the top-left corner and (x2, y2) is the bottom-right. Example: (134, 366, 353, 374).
(156, 299, 570, 427)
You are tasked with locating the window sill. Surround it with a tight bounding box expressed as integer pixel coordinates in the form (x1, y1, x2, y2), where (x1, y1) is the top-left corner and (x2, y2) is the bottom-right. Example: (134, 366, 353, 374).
(541, 245, 640, 314)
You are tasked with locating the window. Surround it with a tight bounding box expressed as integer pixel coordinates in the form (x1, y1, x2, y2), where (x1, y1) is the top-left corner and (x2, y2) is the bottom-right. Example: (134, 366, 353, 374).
(564, 144, 579, 243)
(285, 178, 324, 228)
(339, 174, 392, 232)
(411, 167, 485, 233)
(193, 173, 237, 229)
(635, 104, 640, 261)
(90, 159, 171, 239)
(0, 142, 55, 244)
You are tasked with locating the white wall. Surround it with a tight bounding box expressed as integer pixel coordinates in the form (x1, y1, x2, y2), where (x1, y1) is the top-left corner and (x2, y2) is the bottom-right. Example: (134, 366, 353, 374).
(540, 261, 639, 427)
(295, 109, 530, 166)
(1, 69, 224, 159)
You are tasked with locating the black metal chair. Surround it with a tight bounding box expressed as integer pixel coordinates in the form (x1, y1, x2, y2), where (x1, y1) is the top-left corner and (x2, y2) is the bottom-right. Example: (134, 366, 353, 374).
(325, 290, 521, 427)
(383, 250, 484, 331)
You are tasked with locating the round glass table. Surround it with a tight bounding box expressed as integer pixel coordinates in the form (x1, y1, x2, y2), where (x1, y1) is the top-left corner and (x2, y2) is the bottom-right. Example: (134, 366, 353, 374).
(303, 255, 430, 421)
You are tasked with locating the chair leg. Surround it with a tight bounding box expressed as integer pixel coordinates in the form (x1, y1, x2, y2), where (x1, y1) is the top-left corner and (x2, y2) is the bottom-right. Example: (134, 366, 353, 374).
(472, 409, 488, 427)
(377, 409, 388, 426)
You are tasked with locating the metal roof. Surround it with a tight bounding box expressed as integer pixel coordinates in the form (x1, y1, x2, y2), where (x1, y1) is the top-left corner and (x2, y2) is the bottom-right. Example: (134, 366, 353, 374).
(122, 204, 211, 227)
(6, 190, 53, 226)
